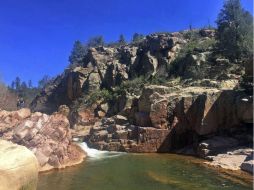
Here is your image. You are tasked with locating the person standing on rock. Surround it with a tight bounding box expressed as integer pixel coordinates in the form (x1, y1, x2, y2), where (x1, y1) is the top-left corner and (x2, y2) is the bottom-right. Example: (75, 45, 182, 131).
(17, 98, 20, 109)
(17, 97, 25, 109)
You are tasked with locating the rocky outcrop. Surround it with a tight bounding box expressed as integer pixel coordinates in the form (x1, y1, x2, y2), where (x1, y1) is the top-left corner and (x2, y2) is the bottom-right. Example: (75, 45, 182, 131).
(0, 140, 38, 190)
(0, 108, 85, 172)
(85, 85, 252, 155)
(134, 85, 252, 133)
(30, 31, 190, 114)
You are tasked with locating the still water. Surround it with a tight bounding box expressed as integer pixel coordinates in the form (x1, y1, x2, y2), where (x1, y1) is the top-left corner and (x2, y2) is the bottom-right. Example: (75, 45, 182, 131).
(38, 143, 253, 190)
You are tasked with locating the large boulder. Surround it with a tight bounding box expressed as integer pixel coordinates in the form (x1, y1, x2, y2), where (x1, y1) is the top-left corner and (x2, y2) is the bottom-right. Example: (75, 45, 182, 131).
(0, 109, 86, 172)
(0, 140, 38, 190)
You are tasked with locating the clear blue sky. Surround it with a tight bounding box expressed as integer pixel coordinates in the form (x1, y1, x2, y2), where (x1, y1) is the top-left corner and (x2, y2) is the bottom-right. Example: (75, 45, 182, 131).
(0, 0, 253, 86)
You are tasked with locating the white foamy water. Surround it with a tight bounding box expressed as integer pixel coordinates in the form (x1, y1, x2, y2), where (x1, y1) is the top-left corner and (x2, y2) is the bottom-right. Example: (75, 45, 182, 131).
(78, 142, 125, 160)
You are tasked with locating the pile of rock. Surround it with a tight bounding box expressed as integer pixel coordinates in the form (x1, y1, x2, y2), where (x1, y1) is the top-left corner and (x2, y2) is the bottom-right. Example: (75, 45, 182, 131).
(0, 108, 85, 172)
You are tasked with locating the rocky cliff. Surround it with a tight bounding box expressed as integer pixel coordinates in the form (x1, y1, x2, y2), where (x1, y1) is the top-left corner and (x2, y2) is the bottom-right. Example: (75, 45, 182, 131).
(31, 29, 242, 114)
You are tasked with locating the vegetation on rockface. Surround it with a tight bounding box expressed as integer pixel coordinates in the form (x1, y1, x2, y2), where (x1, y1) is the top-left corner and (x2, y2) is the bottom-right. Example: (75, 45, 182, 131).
(70, 76, 148, 113)
(83, 77, 146, 105)
(87, 89, 113, 105)
(131, 33, 145, 44)
(169, 0, 253, 81)
(169, 30, 217, 80)
(216, 0, 253, 60)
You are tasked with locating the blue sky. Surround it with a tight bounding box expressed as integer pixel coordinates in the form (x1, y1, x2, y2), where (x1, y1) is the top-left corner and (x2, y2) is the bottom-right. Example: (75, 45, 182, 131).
(0, 0, 253, 86)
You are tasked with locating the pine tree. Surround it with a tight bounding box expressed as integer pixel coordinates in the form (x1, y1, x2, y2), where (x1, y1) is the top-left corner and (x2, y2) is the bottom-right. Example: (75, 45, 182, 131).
(87, 36, 105, 47)
(69, 40, 87, 66)
(132, 33, 144, 43)
(118, 34, 126, 46)
(11, 81, 15, 89)
(21, 81, 27, 90)
(38, 75, 51, 89)
(14, 77, 21, 90)
(216, 0, 253, 60)
(28, 80, 32, 88)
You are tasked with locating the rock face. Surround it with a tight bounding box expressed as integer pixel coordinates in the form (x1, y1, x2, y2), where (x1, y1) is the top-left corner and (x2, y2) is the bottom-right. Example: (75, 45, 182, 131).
(0, 108, 85, 172)
(30, 32, 189, 114)
(0, 140, 38, 190)
(132, 85, 253, 149)
(85, 116, 171, 153)
(85, 85, 252, 158)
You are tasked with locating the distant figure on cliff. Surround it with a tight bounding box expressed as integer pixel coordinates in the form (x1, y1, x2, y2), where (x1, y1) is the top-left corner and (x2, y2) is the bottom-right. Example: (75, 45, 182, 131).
(17, 97, 25, 109)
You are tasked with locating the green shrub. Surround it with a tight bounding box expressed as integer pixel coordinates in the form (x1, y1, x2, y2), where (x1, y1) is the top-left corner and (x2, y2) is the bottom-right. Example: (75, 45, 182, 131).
(87, 89, 113, 105)
(114, 76, 147, 96)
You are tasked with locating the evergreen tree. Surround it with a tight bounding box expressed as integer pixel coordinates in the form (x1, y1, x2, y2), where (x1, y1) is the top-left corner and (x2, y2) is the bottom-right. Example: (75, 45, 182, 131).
(118, 34, 126, 45)
(28, 80, 32, 88)
(216, 0, 253, 60)
(69, 40, 87, 65)
(38, 75, 52, 89)
(14, 77, 21, 90)
(10, 81, 15, 89)
(132, 33, 144, 43)
(21, 81, 27, 90)
(87, 36, 105, 47)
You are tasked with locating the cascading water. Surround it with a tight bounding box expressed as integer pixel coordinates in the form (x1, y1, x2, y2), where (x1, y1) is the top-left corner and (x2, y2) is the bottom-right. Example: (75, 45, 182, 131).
(78, 142, 125, 160)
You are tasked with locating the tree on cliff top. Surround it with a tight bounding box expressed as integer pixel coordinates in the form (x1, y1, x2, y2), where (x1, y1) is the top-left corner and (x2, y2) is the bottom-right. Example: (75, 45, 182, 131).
(118, 34, 127, 46)
(87, 36, 105, 47)
(132, 33, 145, 43)
(38, 75, 52, 89)
(216, 0, 253, 60)
(69, 40, 87, 66)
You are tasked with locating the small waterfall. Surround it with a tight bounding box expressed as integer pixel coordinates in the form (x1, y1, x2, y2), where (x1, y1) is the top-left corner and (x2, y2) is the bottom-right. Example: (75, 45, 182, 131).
(78, 142, 125, 160)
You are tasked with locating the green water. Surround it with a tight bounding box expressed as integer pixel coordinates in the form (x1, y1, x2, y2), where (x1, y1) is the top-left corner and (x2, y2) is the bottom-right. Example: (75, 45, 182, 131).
(38, 154, 253, 190)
